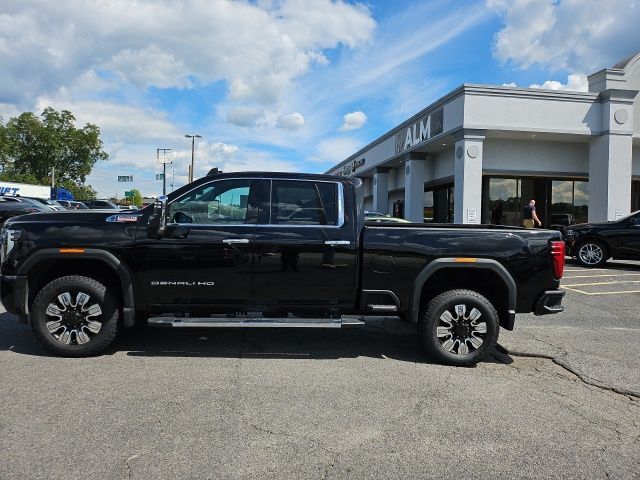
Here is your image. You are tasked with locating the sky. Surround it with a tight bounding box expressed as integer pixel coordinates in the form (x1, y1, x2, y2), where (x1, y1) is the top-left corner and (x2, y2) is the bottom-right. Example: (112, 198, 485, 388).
(0, 0, 639, 198)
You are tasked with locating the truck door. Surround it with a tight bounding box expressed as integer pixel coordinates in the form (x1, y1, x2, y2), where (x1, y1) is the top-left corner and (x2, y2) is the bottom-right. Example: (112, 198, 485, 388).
(134, 178, 260, 308)
(252, 178, 358, 311)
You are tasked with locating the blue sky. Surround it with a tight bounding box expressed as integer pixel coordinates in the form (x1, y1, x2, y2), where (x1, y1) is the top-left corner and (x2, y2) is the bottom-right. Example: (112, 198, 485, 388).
(0, 0, 638, 198)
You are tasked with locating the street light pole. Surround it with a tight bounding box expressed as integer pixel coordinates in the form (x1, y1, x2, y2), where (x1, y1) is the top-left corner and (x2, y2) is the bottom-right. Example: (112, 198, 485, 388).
(185, 134, 202, 183)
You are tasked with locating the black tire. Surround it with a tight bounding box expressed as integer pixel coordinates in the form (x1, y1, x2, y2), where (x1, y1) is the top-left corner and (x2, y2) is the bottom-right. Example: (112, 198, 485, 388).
(418, 289, 499, 366)
(574, 239, 608, 267)
(31, 275, 119, 357)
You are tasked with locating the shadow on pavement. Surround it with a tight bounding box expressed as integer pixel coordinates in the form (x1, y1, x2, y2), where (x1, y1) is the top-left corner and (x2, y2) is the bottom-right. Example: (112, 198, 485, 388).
(0, 312, 510, 366)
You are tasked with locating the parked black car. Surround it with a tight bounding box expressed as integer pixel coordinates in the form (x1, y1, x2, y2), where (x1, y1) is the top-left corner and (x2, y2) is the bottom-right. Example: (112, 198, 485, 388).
(564, 210, 640, 267)
(1, 172, 566, 365)
(56, 200, 89, 210)
(83, 199, 119, 210)
(0, 197, 48, 225)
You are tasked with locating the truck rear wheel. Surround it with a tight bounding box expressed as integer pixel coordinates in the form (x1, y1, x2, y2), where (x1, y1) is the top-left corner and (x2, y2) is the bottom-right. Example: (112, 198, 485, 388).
(31, 275, 119, 357)
(419, 289, 499, 366)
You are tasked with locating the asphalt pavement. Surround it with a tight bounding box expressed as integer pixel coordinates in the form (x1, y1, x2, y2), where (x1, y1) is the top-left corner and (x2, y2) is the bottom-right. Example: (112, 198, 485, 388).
(1, 260, 639, 479)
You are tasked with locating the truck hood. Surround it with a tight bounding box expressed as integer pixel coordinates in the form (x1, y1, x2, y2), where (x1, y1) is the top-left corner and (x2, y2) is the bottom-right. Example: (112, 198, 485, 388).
(5, 210, 144, 226)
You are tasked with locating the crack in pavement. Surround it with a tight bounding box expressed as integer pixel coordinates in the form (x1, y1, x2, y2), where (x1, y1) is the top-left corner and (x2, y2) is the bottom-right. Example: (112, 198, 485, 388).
(123, 452, 143, 479)
(495, 344, 639, 400)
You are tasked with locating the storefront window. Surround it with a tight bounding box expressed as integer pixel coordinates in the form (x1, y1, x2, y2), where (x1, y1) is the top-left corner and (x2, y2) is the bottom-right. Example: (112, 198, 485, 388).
(488, 178, 519, 226)
(484, 176, 588, 227)
(426, 184, 454, 223)
(573, 181, 589, 223)
(424, 191, 434, 222)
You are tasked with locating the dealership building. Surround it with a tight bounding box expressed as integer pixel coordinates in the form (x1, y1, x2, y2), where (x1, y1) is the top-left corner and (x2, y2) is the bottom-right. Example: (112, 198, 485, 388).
(327, 53, 640, 227)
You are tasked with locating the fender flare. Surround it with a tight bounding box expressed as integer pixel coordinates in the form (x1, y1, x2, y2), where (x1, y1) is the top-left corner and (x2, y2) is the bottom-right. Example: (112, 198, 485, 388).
(408, 258, 517, 329)
(18, 248, 137, 327)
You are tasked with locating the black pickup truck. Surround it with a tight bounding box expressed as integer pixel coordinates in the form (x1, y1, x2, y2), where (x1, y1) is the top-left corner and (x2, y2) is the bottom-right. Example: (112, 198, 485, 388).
(0, 172, 566, 365)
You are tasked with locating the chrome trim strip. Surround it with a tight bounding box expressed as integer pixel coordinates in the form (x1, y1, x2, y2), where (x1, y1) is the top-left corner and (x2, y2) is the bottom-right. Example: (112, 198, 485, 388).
(337, 182, 345, 228)
(367, 305, 398, 311)
(148, 317, 343, 328)
(362, 289, 401, 307)
(325, 240, 350, 245)
(222, 238, 250, 244)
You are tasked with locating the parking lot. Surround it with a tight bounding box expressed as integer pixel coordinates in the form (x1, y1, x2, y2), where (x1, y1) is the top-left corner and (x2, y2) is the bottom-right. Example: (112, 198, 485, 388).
(1, 260, 639, 480)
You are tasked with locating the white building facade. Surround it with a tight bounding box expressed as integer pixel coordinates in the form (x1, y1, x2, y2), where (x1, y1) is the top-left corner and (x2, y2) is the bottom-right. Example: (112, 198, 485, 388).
(327, 53, 640, 227)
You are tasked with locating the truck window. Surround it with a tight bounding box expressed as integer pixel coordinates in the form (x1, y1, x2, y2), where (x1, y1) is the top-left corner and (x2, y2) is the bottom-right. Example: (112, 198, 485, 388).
(270, 180, 337, 225)
(169, 179, 259, 224)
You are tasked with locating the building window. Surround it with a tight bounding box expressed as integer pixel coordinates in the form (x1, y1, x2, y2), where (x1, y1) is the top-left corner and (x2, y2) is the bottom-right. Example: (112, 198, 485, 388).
(426, 183, 454, 223)
(485, 176, 588, 227)
(488, 178, 519, 226)
(424, 191, 434, 222)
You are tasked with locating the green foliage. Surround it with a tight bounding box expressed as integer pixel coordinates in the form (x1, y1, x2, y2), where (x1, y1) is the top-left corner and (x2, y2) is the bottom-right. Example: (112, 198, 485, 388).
(130, 188, 143, 207)
(0, 171, 39, 184)
(0, 107, 107, 197)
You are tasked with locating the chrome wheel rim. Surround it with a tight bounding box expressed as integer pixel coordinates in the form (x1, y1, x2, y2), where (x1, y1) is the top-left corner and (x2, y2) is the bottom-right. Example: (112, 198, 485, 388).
(436, 304, 487, 356)
(578, 243, 603, 265)
(45, 291, 103, 345)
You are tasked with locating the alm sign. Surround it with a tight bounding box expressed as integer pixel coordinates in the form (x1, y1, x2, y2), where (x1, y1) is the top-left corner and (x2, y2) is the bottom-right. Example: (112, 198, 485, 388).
(394, 107, 444, 154)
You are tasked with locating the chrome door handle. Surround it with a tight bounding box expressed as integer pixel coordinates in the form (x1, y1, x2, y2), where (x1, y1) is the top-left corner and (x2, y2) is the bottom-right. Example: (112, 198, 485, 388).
(223, 239, 250, 244)
(324, 240, 350, 246)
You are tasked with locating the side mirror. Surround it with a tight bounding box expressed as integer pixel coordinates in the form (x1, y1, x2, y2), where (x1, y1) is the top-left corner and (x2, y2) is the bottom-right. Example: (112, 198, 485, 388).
(147, 195, 168, 238)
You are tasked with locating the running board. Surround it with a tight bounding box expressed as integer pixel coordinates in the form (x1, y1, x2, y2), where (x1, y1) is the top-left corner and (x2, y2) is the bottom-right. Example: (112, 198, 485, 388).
(148, 316, 365, 328)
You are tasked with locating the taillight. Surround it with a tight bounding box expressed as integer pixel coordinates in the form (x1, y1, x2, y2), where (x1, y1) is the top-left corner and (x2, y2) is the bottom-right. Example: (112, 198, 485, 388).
(550, 241, 565, 279)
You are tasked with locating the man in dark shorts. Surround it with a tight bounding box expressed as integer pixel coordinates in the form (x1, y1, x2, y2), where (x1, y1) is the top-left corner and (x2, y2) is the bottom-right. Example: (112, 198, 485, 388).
(523, 199, 542, 228)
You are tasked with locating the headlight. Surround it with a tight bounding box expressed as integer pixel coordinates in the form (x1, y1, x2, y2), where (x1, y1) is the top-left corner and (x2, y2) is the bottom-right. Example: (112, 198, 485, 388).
(1, 227, 21, 264)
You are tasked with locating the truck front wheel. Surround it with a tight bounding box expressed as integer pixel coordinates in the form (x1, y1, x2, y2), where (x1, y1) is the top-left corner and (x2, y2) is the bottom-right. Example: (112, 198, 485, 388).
(419, 289, 499, 366)
(31, 275, 119, 357)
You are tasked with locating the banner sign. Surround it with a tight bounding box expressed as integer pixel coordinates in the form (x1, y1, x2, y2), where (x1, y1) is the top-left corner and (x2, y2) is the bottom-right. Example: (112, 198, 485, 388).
(394, 107, 444, 154)
(156, 173, 164, 181)
(118, 176, 133, 182)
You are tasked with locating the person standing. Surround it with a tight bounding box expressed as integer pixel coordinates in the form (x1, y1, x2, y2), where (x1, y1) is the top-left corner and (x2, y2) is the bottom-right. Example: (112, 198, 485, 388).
(522, 199, 542, 228)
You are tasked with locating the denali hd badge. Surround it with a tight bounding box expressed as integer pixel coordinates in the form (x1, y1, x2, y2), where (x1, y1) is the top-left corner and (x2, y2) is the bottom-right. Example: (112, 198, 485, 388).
(106, 214, 141, 223)
(151, 281, 215, 286)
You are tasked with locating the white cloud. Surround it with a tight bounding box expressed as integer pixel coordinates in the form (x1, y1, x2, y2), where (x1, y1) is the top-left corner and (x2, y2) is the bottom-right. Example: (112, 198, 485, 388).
(316, 137, 361, 163)
(34, 95, 180, 144)
(276, 112, 305, 131)
(501, 82, 517, 87)
(338, 110, 367, 131)
(0, 0, 375, 106)
(529, 73, 588, 92)
(226, 107, 266, 127)
(488, 0, 640, 72)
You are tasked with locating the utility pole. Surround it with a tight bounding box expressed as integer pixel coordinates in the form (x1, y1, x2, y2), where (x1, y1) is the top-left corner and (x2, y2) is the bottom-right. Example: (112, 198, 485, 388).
(51, 167, 55, 188)
(185, 134, 202, 182)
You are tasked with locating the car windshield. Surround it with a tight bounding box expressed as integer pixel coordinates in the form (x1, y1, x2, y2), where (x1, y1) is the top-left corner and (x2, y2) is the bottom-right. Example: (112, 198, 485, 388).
(616, 210, 640, 222)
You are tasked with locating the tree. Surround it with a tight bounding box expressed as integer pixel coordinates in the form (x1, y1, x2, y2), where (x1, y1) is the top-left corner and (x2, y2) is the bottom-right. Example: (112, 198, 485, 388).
(130, 189, 143, 207)
(0, 107, 107, 197)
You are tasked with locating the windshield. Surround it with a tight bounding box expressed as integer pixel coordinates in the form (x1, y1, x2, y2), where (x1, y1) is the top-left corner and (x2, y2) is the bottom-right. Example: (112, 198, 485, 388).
(615, 210, 640, 222)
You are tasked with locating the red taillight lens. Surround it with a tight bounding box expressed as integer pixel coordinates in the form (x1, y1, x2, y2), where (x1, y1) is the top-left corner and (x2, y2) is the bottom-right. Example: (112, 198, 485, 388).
(551, 241, 565, 279)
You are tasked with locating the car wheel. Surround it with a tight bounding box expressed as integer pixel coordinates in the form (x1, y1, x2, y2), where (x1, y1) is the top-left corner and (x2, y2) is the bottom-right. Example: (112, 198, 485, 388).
(575, 240, 608, 267)
(31, 275, 119, 357)
(418, 289, 499, 366)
